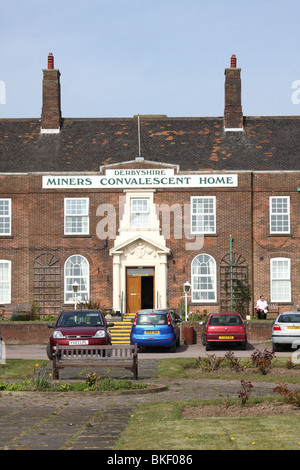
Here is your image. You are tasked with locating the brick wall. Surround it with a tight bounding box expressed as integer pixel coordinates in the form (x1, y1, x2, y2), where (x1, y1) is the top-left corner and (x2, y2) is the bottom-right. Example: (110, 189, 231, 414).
(1, 168, 299, 317)
(252, 172, 300, 312)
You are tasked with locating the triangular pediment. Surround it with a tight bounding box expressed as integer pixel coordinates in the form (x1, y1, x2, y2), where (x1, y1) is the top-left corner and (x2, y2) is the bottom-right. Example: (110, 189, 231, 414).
(110, 234, 170, 256)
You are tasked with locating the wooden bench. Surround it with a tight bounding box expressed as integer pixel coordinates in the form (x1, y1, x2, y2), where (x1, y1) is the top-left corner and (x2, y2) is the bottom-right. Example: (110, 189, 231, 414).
(52, 344, 138, 380)
(254, 302, 279, 320)
(266, 303, 279, 320)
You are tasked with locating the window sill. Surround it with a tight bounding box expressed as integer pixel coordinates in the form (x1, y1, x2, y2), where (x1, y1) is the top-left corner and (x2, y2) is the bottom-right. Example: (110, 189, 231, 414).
(0, 235, 13, 239)
(268, 233, 292, 237)
(63, 234, 92, 238)
(190, 233, 218, 237)
(190, 302, 219, 306)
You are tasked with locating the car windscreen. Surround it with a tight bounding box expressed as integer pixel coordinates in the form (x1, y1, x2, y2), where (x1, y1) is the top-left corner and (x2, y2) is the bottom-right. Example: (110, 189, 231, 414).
(57, 312, 104, 327)
(209, 315, 242, 326)
(136, 314, 169, 326)
(278, 314, 300, 323)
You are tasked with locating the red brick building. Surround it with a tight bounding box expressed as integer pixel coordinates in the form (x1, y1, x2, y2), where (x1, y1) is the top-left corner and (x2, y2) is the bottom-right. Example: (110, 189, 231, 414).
(0, 54, 299, 317)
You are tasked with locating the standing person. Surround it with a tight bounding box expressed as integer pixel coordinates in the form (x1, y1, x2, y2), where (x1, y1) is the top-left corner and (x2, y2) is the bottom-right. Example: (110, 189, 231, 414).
(256, 295, 268, 319)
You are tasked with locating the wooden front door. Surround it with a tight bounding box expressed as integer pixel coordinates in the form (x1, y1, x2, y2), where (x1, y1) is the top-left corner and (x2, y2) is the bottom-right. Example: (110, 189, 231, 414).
(126, 275, 141, 313)
(126, 267, 154, 313)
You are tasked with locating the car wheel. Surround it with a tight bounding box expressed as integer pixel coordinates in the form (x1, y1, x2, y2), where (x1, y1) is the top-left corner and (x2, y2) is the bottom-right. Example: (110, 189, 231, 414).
(272, 342, 280, 352)
(241, 341, 247, 350)
(46, 342, 53, 360)
(170, 341, 176, 353)
(205, 343, 212, 351)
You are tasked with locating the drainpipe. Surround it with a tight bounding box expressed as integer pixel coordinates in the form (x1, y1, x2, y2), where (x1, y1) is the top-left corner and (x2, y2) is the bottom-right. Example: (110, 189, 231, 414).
(229, 236, 234, 312)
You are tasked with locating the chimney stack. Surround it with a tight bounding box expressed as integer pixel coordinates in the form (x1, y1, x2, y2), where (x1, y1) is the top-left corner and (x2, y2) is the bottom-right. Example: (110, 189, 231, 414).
(224, 54, 243, 131)
(41, 53, 61, 133)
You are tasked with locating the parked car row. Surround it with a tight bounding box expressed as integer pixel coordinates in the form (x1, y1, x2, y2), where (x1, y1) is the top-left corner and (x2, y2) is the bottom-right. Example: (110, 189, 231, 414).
(46, 308, 300, 358)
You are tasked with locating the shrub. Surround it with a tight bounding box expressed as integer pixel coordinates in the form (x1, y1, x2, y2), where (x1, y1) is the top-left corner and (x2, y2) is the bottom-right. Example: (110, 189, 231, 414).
(224, 351, 242, 372)
(237, 380, 254, 406)
(285, 359, 300, 370)
(196, 354, 223, 372)
(250, 348, 275, 375)
(273, 382, 300, 408)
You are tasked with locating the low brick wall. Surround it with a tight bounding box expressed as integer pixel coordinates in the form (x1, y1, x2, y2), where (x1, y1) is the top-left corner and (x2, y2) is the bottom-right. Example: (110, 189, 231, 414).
(0, 320, 273, 345)
(0, 322, 51, 344)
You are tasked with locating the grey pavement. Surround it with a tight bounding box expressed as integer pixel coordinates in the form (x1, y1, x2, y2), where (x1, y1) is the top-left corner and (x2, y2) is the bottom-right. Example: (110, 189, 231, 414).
(4, 341, 293, 360)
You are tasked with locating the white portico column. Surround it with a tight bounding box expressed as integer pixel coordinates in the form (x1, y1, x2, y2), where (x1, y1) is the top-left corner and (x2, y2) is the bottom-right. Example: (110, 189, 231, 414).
(157, 254, 168, 309)
(112, 254, 121, 312)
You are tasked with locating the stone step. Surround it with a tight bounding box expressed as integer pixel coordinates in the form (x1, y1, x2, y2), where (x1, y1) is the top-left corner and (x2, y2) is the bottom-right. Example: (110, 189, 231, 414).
(109, 313, 135, 344)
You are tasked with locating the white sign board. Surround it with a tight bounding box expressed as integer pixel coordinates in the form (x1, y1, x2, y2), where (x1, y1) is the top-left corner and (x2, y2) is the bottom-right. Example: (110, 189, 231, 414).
(43, 169, 238, 189)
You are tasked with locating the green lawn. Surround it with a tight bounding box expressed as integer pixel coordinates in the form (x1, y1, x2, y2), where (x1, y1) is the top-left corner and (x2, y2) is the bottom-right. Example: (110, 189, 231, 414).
(0, 360, 49, 379)
(116, 399, 300, 450)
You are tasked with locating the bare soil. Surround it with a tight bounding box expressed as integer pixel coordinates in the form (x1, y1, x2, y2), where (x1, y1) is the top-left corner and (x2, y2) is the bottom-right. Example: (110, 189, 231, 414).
(183, 401, 300, 418)
(186, 366, 300, 378)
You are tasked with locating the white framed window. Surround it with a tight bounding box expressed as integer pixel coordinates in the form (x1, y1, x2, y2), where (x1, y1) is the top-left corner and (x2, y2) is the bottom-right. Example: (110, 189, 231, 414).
(0, 199, 11, 235)
(64, 198, 89, 235)
(130, 198, 149, 229)
(191, 254, 216, 302)
(64, 255, 89, 304)
(0, 260, 11, 303)
(191, 196, 216, 234)
(269, 196, 290, 234)
(271, 258, 291, 302)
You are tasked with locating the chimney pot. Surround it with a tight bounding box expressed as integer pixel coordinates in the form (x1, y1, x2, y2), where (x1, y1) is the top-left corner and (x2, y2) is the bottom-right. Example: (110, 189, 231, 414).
(230, 54, 237, 68)
(48, 53, 54, 70)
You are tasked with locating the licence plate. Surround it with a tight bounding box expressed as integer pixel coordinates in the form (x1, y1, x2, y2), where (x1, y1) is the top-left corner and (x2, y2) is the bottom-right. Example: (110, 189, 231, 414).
(218, 336, 234, 340)
(69, 340, 89, 345)
(145, 331, 159, 335)
(286, 326, 300, 330)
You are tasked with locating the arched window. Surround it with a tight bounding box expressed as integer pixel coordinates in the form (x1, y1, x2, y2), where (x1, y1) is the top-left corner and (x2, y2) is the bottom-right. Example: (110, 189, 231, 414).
(191, 254, 216, 302)
(64, 255, 89, 304)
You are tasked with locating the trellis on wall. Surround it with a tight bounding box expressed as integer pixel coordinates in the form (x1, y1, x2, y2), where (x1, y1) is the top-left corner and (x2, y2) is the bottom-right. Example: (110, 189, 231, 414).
(33, 253, 61, 316)
(219, 253, 250, 316)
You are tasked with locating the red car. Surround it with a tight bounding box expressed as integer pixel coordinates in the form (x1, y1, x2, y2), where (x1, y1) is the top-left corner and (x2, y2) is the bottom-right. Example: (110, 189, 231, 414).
(201, 312, 248, 351)
(46, 309, 114, 359)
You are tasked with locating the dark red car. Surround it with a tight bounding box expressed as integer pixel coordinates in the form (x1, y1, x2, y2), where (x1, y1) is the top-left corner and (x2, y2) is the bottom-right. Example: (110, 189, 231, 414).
(46, 309, 114, 359)
(201, 312, 248, 350)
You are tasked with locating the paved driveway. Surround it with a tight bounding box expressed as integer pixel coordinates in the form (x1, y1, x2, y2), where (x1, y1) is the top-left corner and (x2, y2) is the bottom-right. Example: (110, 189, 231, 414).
(4, 342, 294, 360)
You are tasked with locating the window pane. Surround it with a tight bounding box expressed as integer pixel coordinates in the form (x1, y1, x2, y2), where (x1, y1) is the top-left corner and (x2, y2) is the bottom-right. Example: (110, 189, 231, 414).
(191, 197, 215, 233)
(65, 199, 89, 234)
(0, 200, 11, 235)
(271, 258, 291, 302)
(130, 199, 149, 228)
(192, 254, 216, 302)
(0, 261, 11, 303)
(270, 197, 289, 233)
(64, 255, 89, 303)
(271, 281, 291, 302)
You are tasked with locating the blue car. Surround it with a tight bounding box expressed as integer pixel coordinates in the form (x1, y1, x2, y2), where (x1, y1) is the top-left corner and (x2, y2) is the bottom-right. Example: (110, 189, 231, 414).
(130, 309, 182, 352)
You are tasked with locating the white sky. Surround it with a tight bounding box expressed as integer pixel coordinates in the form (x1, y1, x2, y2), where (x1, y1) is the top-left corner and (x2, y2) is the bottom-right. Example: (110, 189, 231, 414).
(1, 0, 300, 118)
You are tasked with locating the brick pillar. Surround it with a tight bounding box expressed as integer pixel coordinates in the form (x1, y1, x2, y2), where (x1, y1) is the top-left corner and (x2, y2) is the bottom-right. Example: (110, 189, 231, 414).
(224, 55, 243, 130)
(41, 53, 61, 132)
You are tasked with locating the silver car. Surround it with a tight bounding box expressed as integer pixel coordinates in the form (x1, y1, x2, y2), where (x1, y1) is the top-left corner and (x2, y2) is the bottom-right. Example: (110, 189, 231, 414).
(272, 311, 300, 351)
